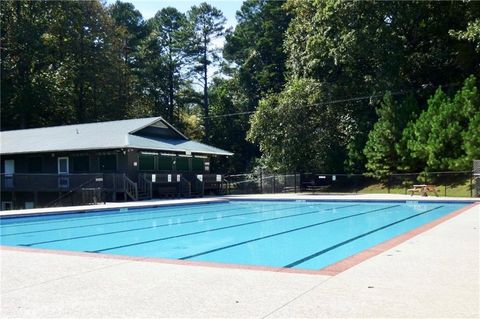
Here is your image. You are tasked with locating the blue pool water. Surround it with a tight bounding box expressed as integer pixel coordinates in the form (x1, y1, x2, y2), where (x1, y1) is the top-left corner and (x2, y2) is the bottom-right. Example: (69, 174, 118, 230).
(0, 200, 469, 270)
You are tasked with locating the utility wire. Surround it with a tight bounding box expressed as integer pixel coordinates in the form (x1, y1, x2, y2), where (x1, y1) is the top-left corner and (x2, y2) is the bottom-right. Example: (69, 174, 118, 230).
(202, 81, 463, 120)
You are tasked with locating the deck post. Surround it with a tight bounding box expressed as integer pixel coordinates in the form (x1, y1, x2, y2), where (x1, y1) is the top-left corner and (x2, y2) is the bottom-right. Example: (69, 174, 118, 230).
(112, 174, 117, 201)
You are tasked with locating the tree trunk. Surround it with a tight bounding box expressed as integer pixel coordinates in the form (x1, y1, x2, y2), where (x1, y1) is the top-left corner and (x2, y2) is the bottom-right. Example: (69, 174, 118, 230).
(203, 36, 209, 143)
(168, 39, 174, 124)
(76, 25, 85, 123)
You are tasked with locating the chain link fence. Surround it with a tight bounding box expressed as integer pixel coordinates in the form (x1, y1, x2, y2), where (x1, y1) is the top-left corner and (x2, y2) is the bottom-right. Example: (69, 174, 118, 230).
(225, 171, 478, 197)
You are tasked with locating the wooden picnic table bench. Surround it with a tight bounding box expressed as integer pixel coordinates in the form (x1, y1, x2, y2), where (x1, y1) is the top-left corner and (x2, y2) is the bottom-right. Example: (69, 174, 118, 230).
(305, 185, 328, 194)
(407, 184, 439, 197)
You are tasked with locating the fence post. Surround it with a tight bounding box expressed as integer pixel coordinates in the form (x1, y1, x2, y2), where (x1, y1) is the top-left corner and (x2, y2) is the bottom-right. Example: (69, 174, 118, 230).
(273, 173, 276, 194)
(294, 173, 297, 193)
(387, 175, 391, 194)
(470, 174, 473, 197)
(260, 170, 263, 194)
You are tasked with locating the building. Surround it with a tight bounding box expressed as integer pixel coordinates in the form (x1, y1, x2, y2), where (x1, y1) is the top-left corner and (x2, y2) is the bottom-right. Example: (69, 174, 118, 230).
(0, 117, 233, 209)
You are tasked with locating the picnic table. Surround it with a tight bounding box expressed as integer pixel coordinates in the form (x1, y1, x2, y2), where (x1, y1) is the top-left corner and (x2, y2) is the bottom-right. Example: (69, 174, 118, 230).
(407, 184, 439, 197)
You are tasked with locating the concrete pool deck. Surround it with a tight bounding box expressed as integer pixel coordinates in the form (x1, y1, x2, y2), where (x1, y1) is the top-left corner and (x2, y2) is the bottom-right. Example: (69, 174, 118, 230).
(1, 194, 479, 318)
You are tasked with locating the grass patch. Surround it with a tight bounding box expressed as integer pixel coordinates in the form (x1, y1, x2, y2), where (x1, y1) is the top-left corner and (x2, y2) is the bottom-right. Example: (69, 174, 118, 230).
(314, 176, 475, 197)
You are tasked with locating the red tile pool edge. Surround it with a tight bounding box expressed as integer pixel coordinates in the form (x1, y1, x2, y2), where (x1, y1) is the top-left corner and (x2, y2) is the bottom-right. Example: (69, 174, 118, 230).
(1, 202, 478, 276)
(316, 201, 479, 275)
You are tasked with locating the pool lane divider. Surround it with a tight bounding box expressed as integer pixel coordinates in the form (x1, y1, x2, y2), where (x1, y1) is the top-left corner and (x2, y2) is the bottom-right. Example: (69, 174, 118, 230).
(178, 205, 401, 260)
(89, 204, 396, 254)
(284, 205, 444, 268)
(14, 204, 361, 247)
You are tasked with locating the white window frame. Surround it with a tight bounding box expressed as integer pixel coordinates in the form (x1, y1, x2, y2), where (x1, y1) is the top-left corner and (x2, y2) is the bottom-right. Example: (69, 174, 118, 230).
(4, 159, 15, 175)
(57, 157, 69, 174)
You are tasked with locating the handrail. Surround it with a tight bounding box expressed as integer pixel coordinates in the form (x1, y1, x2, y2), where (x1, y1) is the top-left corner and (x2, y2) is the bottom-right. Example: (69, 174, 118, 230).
(138, 174, 153, 199)
(194, 176, 204, 197)
(179, 176, 191, 197)
(123, 174, 138, 201)
(222, 178, 229, 195)
(47, 177, 98, 207)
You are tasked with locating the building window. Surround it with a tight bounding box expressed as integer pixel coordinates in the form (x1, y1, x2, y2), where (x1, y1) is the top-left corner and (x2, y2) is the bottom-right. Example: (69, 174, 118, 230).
(27, 157, 42, 173)
(99, 154, 117, 172)
(158, 156, 173, 171)
(73, 156, 90, 173)
(139, 154, 155, 171)
(176, 157, 189, 171)
(192, 158, 204, 172)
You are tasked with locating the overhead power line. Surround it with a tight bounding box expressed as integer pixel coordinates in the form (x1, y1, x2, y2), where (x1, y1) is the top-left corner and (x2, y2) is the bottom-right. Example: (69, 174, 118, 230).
(202, 81, 463, 120)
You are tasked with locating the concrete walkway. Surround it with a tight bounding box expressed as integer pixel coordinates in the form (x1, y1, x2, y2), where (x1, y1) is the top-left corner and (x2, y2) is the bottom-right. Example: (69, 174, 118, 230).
(1, 195, 479, 318)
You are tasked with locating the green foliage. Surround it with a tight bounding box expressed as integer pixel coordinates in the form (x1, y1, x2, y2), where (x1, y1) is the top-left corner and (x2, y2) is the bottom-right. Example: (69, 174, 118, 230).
(1, 0, 133, 128)
(450, 19, 480, 52)
(364, 93, 418, 179)
(402, 76, 480, 171)
(224, 0, 291, 104)
(281, 0, 480, 172)
(2, 0, 480, 177)
(186, 3, 226, 142)
(141, 7, 189, 123)
(219, 0, 290, 172)
(248, 78, 347, 172)
(208, 78, 259, 173)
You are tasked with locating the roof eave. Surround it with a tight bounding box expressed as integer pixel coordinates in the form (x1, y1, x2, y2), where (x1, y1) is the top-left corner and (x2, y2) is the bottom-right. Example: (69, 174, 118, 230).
(128, 146, 233, 156)
(0, 146, 127, 156)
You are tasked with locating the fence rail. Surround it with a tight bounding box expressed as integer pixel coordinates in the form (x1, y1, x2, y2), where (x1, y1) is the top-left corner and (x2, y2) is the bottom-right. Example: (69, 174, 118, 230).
(225, 171, 478, 197)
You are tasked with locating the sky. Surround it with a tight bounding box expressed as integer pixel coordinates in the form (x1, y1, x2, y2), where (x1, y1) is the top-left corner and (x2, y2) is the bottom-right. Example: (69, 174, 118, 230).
(105, 0, 242, 29)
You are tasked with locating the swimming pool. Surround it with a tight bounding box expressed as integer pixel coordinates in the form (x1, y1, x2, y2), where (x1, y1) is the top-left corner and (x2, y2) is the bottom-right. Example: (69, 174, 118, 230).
(0, 200, 470, 271)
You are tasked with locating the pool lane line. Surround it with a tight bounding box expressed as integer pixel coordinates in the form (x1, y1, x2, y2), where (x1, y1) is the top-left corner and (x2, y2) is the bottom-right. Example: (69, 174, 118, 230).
(316, 202, 478, 276)
(0, 201, 238, 228)
(1, 204, 255, 237)
(2, 203, 475, 279)
(2, 201, 350, 237)
(13, 204, 360, 247)
(0, 200, 312, 232)
(2, 201, 308, 236)
(178, 205, 402, 260)
(283, 205, 444, 268)
(89, 204, 395, 254)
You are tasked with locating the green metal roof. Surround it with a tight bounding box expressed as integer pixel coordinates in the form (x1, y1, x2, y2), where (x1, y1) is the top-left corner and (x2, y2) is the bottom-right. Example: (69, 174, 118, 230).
(0, 117, 233, 156)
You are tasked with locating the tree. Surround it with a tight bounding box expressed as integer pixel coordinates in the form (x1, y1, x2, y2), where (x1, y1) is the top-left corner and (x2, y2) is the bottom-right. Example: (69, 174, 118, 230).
(208, 78, 258, 173)
(186, 2, 226, 142)
(248, 78, 347, 172)
(279, 0, 480, 172)
(224, 0, 291, 106)
(363, 92, 417, 179)
(0, 1, 73, 129)
(451, 19, 480, 52)
(108, 1, 148, 114)
(147, 7, 189, 124)
(401, 76, 480, 171)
